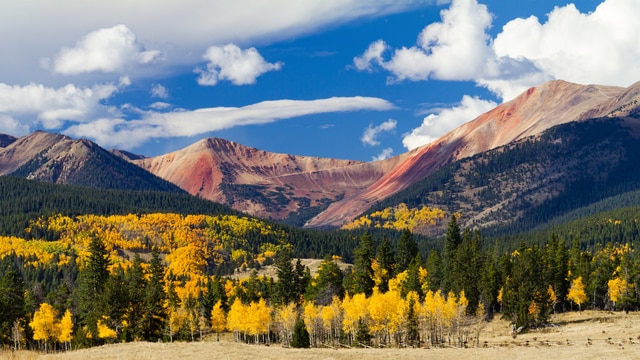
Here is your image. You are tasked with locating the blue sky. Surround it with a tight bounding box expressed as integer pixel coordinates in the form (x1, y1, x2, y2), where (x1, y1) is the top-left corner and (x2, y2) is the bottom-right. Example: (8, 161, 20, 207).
(0, 0, 635, 161)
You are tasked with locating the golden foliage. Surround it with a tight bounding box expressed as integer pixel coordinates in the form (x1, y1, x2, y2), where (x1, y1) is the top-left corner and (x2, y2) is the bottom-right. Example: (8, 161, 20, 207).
(341, 203, 446, 232)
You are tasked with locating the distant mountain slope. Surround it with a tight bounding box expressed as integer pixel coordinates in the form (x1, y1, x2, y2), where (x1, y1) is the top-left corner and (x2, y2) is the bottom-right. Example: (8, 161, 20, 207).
(0, 131, 183, 192)
(0, 175, 238, 238)
(134, 137, 405, 223)
(365, 116, 640, 237)
(0, 134, 16, 147)
(306, 80, 634, 228)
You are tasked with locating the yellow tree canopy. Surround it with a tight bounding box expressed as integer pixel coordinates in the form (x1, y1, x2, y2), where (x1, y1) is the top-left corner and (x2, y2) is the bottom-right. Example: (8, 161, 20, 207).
(211, 300, 227, 333)
(568, 276, 588, 308)
(30, 302, 58, 342)
(57, 309, 73, 343)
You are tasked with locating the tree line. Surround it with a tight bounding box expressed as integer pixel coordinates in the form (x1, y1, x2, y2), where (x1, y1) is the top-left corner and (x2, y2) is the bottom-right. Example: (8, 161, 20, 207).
(3, 215, 640, 352)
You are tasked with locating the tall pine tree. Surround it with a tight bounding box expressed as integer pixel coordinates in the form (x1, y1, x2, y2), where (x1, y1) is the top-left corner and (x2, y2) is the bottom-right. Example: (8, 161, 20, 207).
(352, 233, 375, 297)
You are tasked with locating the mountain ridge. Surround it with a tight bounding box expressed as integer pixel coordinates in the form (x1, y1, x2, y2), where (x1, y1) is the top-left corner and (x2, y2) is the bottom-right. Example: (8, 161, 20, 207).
(2, 79, 640, 231)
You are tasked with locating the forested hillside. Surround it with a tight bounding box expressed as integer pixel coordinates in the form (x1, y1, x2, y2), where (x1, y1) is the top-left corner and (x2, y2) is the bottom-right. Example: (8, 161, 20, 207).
(363, 117, 640, 237)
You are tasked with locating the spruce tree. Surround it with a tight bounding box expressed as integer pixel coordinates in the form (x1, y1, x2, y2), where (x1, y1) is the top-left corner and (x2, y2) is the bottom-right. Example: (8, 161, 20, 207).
(397, 229, 418, 273)
(290, 317, 310, 348)
(376, 237, 395, 293)
(143, 248, 166, 341)
(274, 247, 299, 305)
(352, 233, 375, 297)
(0, 270, 25, 345)
(442, 215, 462, 293)
(75, 235, 111, 341)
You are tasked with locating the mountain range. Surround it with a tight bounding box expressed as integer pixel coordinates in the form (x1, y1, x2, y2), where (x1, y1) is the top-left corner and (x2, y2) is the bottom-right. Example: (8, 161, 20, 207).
(2, 79, 640, 236)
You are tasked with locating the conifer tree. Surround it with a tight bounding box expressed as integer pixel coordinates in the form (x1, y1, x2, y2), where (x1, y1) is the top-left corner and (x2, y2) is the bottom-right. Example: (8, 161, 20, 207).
(75, 235, 110, 341)
(143, 248, 166, 342)
(397, 229, 418, 273)
(442, 215, 462, 293)
(352, 233, 375, 297)
(376, 237, 395, 293)
(0, 270, 25, 346)
(425, 249, 442, 291)
(290, 317, 310, 348)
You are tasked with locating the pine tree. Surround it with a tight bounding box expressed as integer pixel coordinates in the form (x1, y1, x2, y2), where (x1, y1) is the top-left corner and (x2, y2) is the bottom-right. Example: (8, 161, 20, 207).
(376, 237, 396, 293)
(0, 270, 25, 346)
(425, 249, 442, 291)
(397, 229, 418, 273)
(352, 233, 375, 297)
(75, 235, 110, 341)
(274, 247, 296, 306)
(442, 215, 462, 293)
(291, 317, 310, 348)
(125, 253, 146, 340)
(143, 248, 166, 342)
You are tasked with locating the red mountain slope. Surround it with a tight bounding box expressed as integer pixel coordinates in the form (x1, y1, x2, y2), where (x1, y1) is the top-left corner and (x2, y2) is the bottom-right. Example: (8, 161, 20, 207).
(134, 137, 405, 220)
(304, 80, 631, 228)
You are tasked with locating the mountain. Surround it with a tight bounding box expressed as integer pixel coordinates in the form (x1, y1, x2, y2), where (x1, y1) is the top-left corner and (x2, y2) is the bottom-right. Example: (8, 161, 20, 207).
(0, 134, 16, 148)
(364, 116, 640, 237)
(3, 79, 640, 233)
(305, 80, 640, 228)
(133, 137, 405, 223)
(0, 131, 183, 192)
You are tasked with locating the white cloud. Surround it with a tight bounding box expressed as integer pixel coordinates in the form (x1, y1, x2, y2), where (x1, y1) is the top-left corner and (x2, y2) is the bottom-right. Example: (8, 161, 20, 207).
(361, 119, 397, 146)
(196, 44, 283, 86)
(149, 102, 171, 110)
(65, 96, 395, 149)
(0, 82, 122, 134)
(354, 0, 492, 83)
(493, 0, 640, 87)
(151, 84, 169, 99)
(355, 0, 640, 100)
(51, 24, 163, 75)
(402, 95, 496, 150)
(372, 147, 394, 161)
(0, 1, 436, 84)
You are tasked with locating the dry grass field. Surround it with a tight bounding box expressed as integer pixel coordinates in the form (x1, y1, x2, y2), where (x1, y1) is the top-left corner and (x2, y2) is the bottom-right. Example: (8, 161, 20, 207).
(4, 310, 640, 360)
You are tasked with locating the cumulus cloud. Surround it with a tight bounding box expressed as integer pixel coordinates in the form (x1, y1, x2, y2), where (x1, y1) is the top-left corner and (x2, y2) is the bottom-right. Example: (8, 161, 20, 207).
(361, 119, 397, 146)
(195, 44, 283, 86)
(50, 25, 163, 75)
(150, 84, 169, 99)
(355, 0, 640, 100)
(354, 0, 492, 83)
(64, 96, 395, 149)
(402, 95, 496, 150)
(372, 147, 394, 161)
(493, 0, 640, 87)
(0, 82, 122, 134)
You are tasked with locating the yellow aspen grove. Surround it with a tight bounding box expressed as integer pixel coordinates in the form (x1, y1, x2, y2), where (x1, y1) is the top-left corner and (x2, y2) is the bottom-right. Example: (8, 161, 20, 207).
(227, 298, 245, 342)
(247, 299, 272, 344)
(368, 289, 405, 345)
(210, 300, 226, 342)
(30, 303, 58, 352)
(303, 302, 321, 347)
(341, 293, 369, 344)
(321, 296, 342, 346)
(57, 309, 73, 350)
(97, 317, 117, 340)
(568, 276, 588, 311)
(275, 302, 297, 346)
(607, 276, 626, 307)
(455, 291, 469, 347)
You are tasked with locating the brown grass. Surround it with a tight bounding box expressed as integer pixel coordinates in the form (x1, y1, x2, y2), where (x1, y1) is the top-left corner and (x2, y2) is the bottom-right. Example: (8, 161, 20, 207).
(4, 310, 640, 360)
